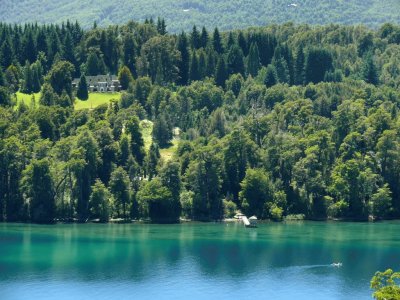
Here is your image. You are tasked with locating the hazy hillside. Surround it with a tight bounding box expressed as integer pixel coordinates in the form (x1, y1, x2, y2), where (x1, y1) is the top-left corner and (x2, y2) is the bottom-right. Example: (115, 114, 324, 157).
(1, 0, 400, 32)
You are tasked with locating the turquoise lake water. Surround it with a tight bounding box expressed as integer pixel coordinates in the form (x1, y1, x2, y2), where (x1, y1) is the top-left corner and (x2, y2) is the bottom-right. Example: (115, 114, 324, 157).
(0, 221, 399, 299)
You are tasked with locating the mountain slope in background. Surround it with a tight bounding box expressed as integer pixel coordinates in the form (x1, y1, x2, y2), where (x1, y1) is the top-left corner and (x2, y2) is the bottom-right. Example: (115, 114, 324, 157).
(1, 0, 400, 32)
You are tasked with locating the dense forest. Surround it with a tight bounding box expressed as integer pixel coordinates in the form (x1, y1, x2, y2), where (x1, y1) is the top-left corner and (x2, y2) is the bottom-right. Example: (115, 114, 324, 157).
(1, 0, 400, 31)
(1, 19, 400, 224)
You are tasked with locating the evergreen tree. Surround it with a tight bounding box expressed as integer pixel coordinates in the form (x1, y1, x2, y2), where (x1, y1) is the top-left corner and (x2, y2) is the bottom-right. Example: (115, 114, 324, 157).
(145, 142, 160, 180)
(213, 28, 224, 54)
(304, 47, 333, 84)
(85, 51, 104, 76)
(191, 25, 201, 49)
(126, 116, 145, 165)
(22, 61, 33, 94)
(118, 65, 134, 90)
(227, 32, 235, 49)
(189, 51, 200, 82)
(23, 30, 37, 64)
(238, 31, 248, 56)
(109, 167, 131, 220)
(264, 64, 278, 88)
(200, 26, 209, 48)
(21, 159, 55, 224)
(227, 44, 245, 76)
(123, 35, 137, 76)
(247, 42, 261, 77)
(273, 57, 290, 83)
(205, 48, 216, 77)
(177, 32, 190, 85)
(76, 74, 88, 100)
(295, 44, 305, 85)
(160, 161, 182, 217)
(0, 68, 5, 87)
(215, 57, 228, 88)
(362, 52, 379, 85)
(0, 38, 13, 69)
(152, 114, 172, 147)
(157, 18, 167, 35)
(198, 50, 207, 80)
(31, 63, 42, 93)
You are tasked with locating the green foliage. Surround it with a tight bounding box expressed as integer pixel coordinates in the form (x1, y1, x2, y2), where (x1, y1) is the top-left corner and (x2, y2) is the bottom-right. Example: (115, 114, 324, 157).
(1, 20, 400, 225)
(76, 75, 88, 100)
(223, 200, 237, 218)
(21, 159, 55, 224)
(137, 178, 180, 223)
(89, 179, 113, 222)
(1, 1, 399, 32)
(109, 167, 130, 220)
(304, 48, 333, 84)
(118, 66, 134, 90)
(240, 168, 272, 218)
(371, 269, 400, 300)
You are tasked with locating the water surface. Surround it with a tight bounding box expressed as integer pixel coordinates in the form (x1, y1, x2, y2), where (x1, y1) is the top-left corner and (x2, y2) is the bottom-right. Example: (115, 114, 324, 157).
(0, 221, 398, 299)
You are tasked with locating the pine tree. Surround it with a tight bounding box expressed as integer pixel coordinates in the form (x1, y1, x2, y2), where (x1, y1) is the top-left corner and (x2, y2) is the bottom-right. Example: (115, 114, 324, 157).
(206, 48, 216, 77)
(31, 63, 41, 93)
(146, 143, 160, 180)
(213, 28, 224, 54)
(191, 25, 201, 49)
(76, 74, 88, 100)
(227, 44, 245, 76)
(227, 32, 235, 49)
(215, 57, 228, 88)
(177, 32, 190, 85)
(126, 116, 145, 165)
(200, 26, 209, 48)
(152, 114, 172, 147)
(198, 50, 207, 80)
(295, 44, 305, 85)
(247, 42, 261, 77)
(238, 32, 248, 56)
(273, 57, 290, 83)
(23, 30, 37, 64)
(157, 18, 167, 35)
(22, 61, 33, 94)
(264, 65, 278, 88)
(118, 66, 134, 90)
(63, 32, 76, 66)
(304, 47, 333, 84)
(362, 52, 379, 85)
(0, 38, 13, 69)
(189, 51, 200, 82)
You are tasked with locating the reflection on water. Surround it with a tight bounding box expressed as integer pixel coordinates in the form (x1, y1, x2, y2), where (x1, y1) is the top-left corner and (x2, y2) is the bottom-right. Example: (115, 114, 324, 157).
(0, 222, 399, 299)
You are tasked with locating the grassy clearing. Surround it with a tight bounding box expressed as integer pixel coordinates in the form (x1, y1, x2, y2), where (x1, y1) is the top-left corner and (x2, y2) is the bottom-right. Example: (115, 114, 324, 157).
(140, 120, 154, 151)
(140, 119, 179, 161)
(160, 138, 179, 161)
(74, 92, 120, 110)
(15, 92, 120, 110)
(15, 92, 41, 107)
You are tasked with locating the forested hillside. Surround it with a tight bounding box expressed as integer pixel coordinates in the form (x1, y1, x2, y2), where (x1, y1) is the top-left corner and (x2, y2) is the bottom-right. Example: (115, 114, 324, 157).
(1, 0, 400, 31)
(1, 20, 400, 223)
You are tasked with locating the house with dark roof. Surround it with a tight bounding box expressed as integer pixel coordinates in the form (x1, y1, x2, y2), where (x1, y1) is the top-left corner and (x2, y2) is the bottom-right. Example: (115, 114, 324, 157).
(72, 75, 122, 92)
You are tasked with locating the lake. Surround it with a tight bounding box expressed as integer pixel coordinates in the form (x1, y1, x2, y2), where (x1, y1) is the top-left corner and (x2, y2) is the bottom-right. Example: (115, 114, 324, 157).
(0, 221, 398, 299)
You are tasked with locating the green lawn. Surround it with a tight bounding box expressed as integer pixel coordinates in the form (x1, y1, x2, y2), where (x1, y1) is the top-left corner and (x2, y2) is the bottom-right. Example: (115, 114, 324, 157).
(140, 119, 179, 161)
(160, 138, 179, 161)
(140, 120, 153, 151)
(74, 93, 120, 110)
(15, 92, 41, 107)
(15, 92, 120, 110)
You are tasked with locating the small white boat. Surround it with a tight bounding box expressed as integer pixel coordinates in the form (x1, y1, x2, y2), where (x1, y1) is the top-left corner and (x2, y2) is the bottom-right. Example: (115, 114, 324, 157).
(331, 262, 342, 267)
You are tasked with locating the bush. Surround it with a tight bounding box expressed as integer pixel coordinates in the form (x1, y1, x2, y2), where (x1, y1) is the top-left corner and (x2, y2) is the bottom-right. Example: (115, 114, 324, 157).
(223, 200, 237, 218)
